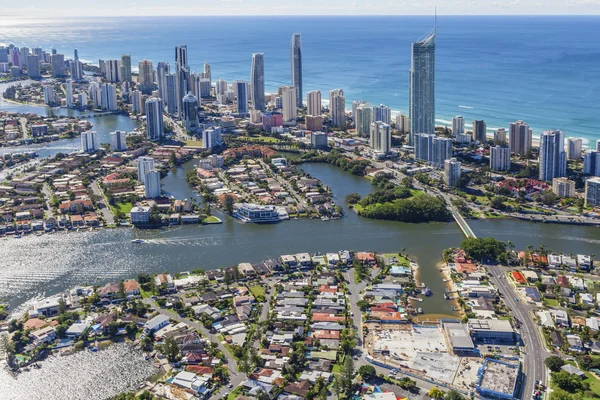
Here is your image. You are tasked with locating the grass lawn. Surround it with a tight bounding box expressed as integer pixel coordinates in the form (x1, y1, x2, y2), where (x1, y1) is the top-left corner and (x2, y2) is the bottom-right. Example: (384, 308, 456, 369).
(227, 386, 243, 400)
(332, 363, 342, 374)
(139, 287, 154, 299)
(543, 298, 560, 307)
(584, 370, 600, 396)
(241, 136, 281, 143)
(117, 202, 133, 214)
(203, 215, 222, 224)
(249, 285, 265, 298)
(185, 139, 203, 147)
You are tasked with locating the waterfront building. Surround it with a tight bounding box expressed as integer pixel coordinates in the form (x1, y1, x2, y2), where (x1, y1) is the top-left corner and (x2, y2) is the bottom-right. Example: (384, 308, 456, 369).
(89, 81, 101, 108)
(175, 45, 189, 117)
(234, 80, 249, 114)
(490, 145, 511, 171)
(250, 53, 265, 111)
(473, 120, 487, 142)
(138, 59, 155, 94)
(156, 61, 170, 103)
(306, 90, 322, 116)
(494, 128, 507, 145)
(395, 113, 410, 134)
(78, 92, 87, 107)
(43, 86, 57, 105)
(120, 54, 132, 82)
(370, 121, 391, 154)
(145, 97, 164, 141)
(203, 63, 211, 82)
(202, 126, 223, 149)
(355, 104, 372, 137)
(290, 33, 303, 107)
(137, 156, 155, 182)
(165, 73, 177, 114)
(130, 206, 150, 224)
(131, 90, 142, 114)
(311, 131, 328, 149)
(144, 170, 161, 199)
(109, 130, 127, 151)
(597, 140, 600, 152)
(182, 93, 199, 133)
(352, 100, 369, 127)
(329, 89, 345, 129)
(305, 115, 323, 131)
(51, 53, 65, 78)
(409, 28, 436, 144)
(80, 131, 97, 153)
(452, 116, 465, 135)
(280, 86, 297, 123)
(233, 203, 280, 223)
(583, 151, 600, 176)
(539, 129, 566, 182)
(100, 83, 118, 111)
(585, 177, 600, 207)
(106, 59, 120, 83)
(26, 55, 40, 78)
(552, 177, 576, 198)
(444, 158, 461, 187)
(98, 59, 106, 76)
(70, 59, 83, 81)
(509, 120, 532, 156)
(567, 138, 583, 160)
(65, 79, 74, 107)
(372, 104, 391, 124)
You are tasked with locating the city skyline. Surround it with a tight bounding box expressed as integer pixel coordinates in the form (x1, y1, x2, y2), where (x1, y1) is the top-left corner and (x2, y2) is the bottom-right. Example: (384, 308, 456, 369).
(3, 0, 600, 17)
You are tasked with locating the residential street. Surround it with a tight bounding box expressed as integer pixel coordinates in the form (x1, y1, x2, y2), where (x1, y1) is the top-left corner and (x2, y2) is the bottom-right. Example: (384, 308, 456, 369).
(90, 180, 115, 225)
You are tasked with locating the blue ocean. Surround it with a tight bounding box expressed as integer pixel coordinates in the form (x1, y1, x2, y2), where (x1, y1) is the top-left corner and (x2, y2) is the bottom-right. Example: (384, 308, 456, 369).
(2, 16, 600, 146)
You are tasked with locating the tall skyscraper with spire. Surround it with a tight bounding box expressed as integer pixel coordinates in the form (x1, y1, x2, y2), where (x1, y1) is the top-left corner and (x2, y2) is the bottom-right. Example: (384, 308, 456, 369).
(290, 33, 302, 108)
(251, 53, 265, 111)
(175, 45, 189, 117)
(409, 23, 436, 145)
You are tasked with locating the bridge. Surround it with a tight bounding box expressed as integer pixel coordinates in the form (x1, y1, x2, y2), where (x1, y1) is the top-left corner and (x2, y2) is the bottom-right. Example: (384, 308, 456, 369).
(448, 203, 477, 239)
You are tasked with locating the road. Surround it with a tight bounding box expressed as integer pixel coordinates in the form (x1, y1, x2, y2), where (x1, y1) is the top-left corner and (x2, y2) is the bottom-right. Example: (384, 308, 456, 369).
(90, 180, 115, 225)
(486, 264, 550, 399)
(259, 160, 308, 209)
(19, 117, 28, 139)
(42, 183, 55, 219)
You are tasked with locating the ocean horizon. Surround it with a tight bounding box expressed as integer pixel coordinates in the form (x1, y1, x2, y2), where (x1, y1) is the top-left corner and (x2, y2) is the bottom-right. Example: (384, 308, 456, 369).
(2, 15, 599, 146)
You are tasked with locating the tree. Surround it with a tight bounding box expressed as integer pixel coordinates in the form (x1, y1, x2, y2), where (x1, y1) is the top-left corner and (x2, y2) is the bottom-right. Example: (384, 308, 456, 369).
(58, 297, 67, 315)
(125, 322, 138, 338)
(119, 280, 126, 300)
(224, 194, 235, 215)
(345, 193, 361, 205)
(358, 365, 376, 380)
(108, 321, 120, 337)
(160, 337, 180, 362)
(545, 355, 565, 372)
(428, 387, 444, 399)
(444, 390, 465, 400)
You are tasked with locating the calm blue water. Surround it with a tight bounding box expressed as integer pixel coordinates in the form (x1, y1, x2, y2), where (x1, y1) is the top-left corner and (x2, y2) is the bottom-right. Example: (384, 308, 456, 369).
(2, 16, 600, 145)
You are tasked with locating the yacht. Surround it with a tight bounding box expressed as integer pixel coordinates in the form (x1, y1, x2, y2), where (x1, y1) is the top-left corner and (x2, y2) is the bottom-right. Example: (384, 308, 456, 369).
(131, 239, 146, 244)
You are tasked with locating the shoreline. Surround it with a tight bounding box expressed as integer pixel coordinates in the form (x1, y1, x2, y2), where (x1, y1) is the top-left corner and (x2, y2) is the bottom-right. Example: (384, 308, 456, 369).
(438, 260, 464, 317)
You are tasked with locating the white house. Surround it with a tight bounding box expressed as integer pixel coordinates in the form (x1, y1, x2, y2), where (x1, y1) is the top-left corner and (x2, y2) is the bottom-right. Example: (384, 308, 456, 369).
(144, 314, 170, 333)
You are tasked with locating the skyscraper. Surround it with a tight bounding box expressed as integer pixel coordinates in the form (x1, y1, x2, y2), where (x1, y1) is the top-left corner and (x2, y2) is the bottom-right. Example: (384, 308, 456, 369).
(352, 100, 369, 127)
(70, 59, 83, 81)
(137, 60, 155, 94)
(281, 86, 297, 122)
(585, 177, 600, 207)
(409, 28, 435, 144)
(215, 79, 228, 96)
(452, 116, 464, 135)
(490, 146, 511, 171)
(203, 63, 211, 82)
(251, 53, 265, 111)
(120, 54, 132, 82)
(137, 156, 155, 182)
(472, 120, 487, 142)
(131, 90, 143, 114)
(202, 126, 223, 149)
(372, 104, 391, 124)
(26, 55, 40, 78)
(395, 114, 410, 134)
(494, 128, 507, 145)
(583, 151, 600, 176)
(89, 81, 101, 107)
(306, 90, 322, 116)
(539, 129, 566, 182)
(144, 170, 162, 199)
(597, 139, 600, 152)
(370, 121, 391, 154)
(567, 138, 583, 160)
(175, 45, 189, 117)
(110, 130, 127, 151)
(290, 33, 302, 108)
(66, 79, 74, 107)
(509, 120, 532, 156)
(165, 74, 177, 115)
(444, 158, 461, 187)
(51, 53, 65, 78)
(329, 89, 345, 129)
(182, 93, 199, 133)
(156, 62, 170, 103)
(355, 104, 372, 137)
(100, 83, 118, 111)
(43, 86, 57, 105)
(414, 133, 433, 162)
(73, 49, 79, 61)
(80, 131, 97, 153)
(106, 59, 120, 83)
(432, 136, 453, 167)
(235, 80, 249, 114)
(145, 97, 164, 141)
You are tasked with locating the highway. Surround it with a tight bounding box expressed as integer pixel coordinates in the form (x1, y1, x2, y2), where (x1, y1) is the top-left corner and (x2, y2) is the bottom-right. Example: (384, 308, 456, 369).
(486, 264, 550, 399)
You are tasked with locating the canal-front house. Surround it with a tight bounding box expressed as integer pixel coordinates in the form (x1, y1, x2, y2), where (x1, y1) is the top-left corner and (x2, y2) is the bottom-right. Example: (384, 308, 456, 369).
(144, 315, 170, 333)
(232, 203, 280, 223)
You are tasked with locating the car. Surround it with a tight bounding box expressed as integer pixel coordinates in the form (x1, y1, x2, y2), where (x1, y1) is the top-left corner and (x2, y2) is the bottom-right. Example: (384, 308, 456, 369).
(223, 392, 229, 397)
(228, 384, 233, 388)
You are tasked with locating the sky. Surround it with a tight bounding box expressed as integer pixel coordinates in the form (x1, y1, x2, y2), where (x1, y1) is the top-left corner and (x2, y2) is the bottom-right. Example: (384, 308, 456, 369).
(2, 0, 600, 17)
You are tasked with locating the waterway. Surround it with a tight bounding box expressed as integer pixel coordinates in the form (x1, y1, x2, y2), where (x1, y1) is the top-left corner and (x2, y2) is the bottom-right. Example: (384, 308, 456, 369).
(0, 343, 158, 400)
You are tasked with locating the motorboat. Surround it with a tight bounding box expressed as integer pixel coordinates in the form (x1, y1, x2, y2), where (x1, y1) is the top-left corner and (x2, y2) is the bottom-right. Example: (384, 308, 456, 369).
(131, 239, 146, 244)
